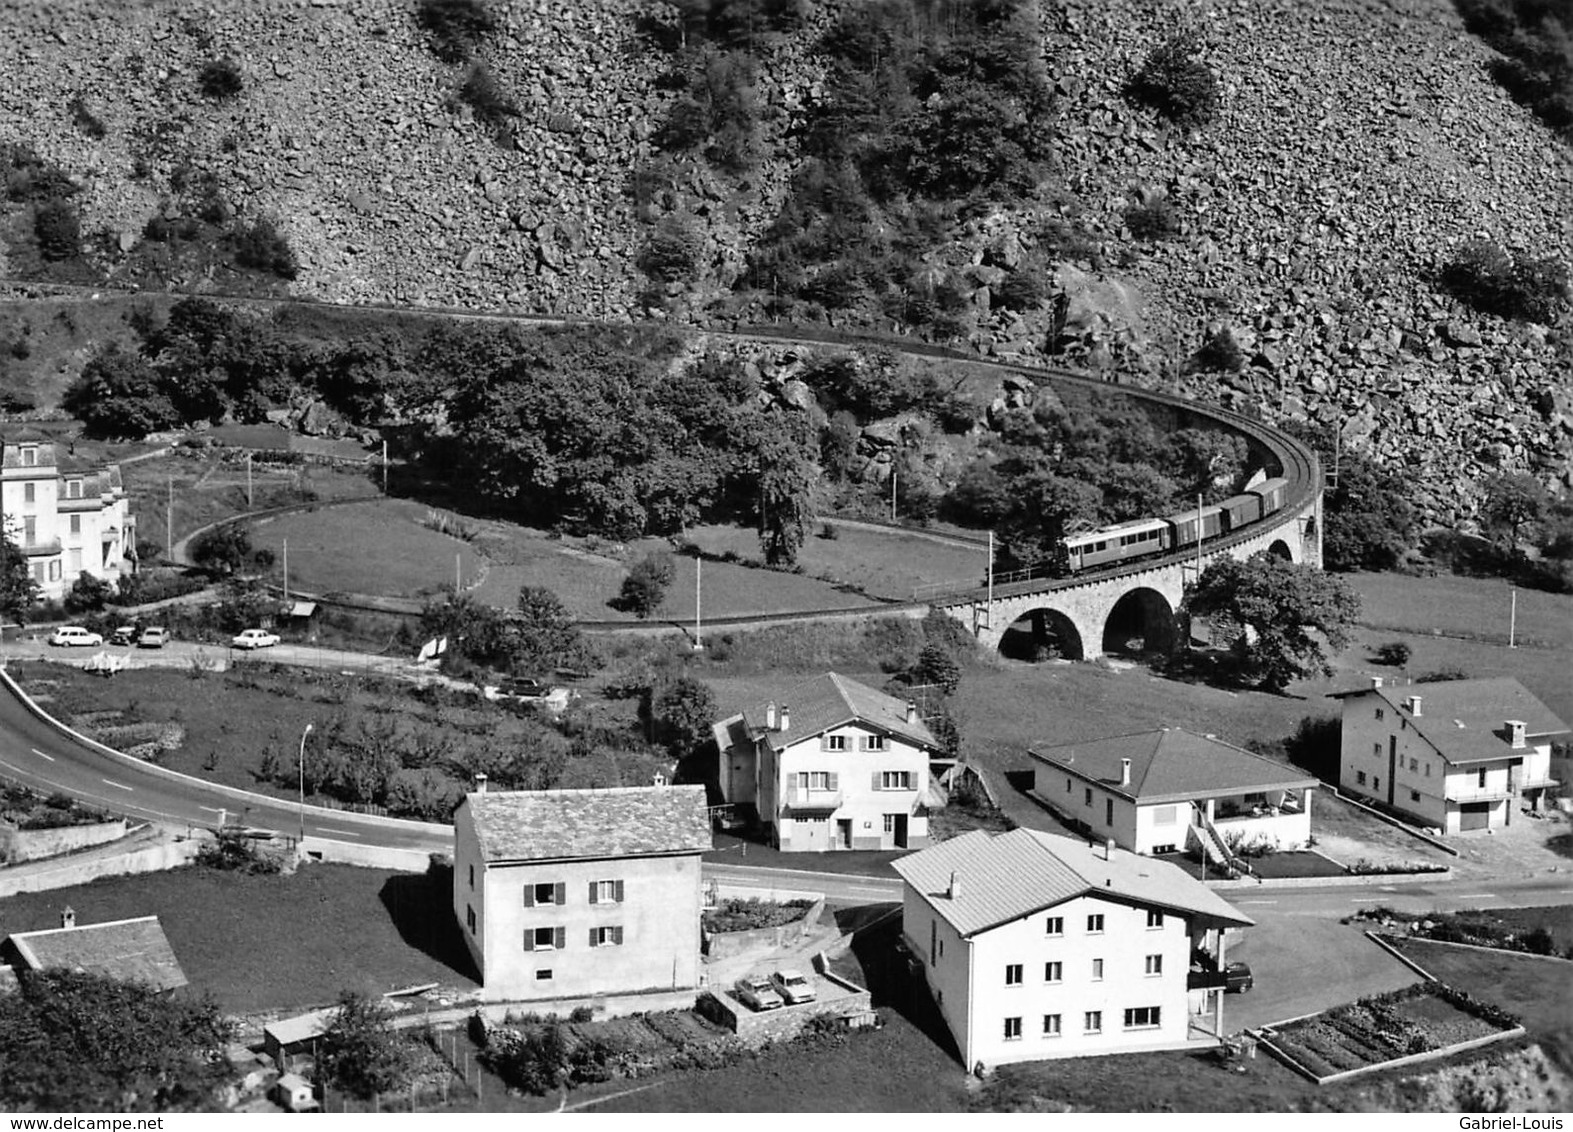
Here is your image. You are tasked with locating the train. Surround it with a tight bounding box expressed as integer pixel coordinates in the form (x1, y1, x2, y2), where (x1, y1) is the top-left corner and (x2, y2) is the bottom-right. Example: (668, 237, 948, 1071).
(1061, 475, 1289, 572)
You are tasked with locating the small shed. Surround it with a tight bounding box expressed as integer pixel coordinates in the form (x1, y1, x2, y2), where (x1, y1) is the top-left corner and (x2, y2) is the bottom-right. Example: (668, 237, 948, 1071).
(270, 1073, 319, 1112)
(262, 1007, 337, 1071)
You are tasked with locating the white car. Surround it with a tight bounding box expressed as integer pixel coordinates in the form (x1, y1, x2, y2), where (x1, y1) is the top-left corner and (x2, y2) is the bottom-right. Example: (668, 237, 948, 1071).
(768, 968, 817, 1005)
(231, 629, 281, 650)
(49, 626, 104, 647)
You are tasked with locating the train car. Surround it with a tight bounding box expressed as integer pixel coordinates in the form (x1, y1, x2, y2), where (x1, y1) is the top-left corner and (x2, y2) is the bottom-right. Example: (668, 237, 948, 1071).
(1065, 517, 1172, 572)
(1218, 493, 1263, 532)
(1247, 476, 1288, 518)
(1165, 504, 1227, 549)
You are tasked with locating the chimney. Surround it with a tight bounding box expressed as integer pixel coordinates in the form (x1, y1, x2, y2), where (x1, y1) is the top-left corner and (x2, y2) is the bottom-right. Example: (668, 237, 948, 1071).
(765, 701, 777, 730)
(1506, 720, 1526, 749)
(1405, 695, 1422, 718)
(61, 905, 76, 930)
(948, 871, 961, 900)
(473, 772, 488, 794)
(1119, 758, 1131, 787)
(652, 772, 668, 788)
(1104, 838, 1116, 861)
(779, 705, 790, 732)
(1369, 675, 1384, 690)
(906, 700, 918, 724)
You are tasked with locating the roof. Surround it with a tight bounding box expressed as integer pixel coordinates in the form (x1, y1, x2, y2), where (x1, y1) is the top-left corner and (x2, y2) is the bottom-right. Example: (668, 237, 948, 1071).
(737, 671, 940, 754)
(1332, 678, 1568, 765)
(264, 1007, 338, 1048)
(892, 828, 1254, 938)
(7, 916, 188, 992)
(1028, 729, 1318, 804)
(462, 785, 711, 863)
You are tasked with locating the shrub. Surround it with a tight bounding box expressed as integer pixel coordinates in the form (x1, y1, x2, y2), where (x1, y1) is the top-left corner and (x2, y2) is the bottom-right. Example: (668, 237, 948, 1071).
(33, 198, 81, 261)
(416, 0, 497, 63)
(457, 63, 520, 139)
(1440, 239, 1569, 323)
(194, 829, 282, 874)
(1191, 327, 1245, 373)
(994, 266, 1048, 312)
(615, 551, 674, 619)
(68, 94, 106, 139)
(198, 58, 244, 100)
(1416, 667, 1470, 684)
(637, 216, 705, 284)
(1374, 641, 1411, 666)
(1124, 198, 1178, 241)
(702, 897, 813, 933)
(233, 217, 299, 279)
(1125, 29, 1219, 128)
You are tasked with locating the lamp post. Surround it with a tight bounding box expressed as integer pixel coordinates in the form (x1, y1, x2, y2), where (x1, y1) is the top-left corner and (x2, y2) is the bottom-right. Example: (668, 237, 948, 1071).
(297, 723, 313, 845)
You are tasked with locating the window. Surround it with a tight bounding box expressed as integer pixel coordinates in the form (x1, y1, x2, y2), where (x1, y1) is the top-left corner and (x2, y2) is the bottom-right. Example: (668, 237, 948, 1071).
(1005, 964, 1023, 986)
(808, 771, 833, 790)
(1084, 1011, 1102, 1034)
(1145, 954, 1163, 976)
(879, 771, 913, 790)
(1091, 958, 1104, 981)
(30, 563, 43, 583)
(589, 926, 624, 947)
(1146, 910, 1164, 929)
(20, 446, 36, 467)
(65, 479, 82, 499)
(22, 482, 33, 504)
(1003, 1017, 1022, 1041)
(1425, 764, 1431, 777)
(1356, 771, 1367, 786)
(883, 813, 900, 833)
(47, 560, 59, 582)
(1044, 961, 1062, 983)
(1042, 1014, 1061, 1037)
(526, 926, 563, 951)
(1153, 805, 1176, 826)
(1409, 758, 1418, 772)
(930, 920, 937, 967)
(1124, 1006, 1162, 1029)
(1410, 789, 1421, 803)
(526, 881, 565, 907)
(1044, 916, 1063, 937)
(1478, 768, 1487, 789)
(1373, 776, 1380, 791)
(536, 969, 552, 982)
(864, 734, 887, 751)
(465, 905, 475, 933)
(1084, 787, 1093, 807)
(824, 734, 848, 751)
(589, 879, 624, 904)
(1375, 708, 1385, 721)
(1086, 914, 1104, 934)
(467, 864, 474, 889)
(1065, 777, 1072, 794)
(22, 516, 35, 545)
(69, 514, 80, 536)
(1105, 798, 1114, 826)
(1372, 742, 1381, 757)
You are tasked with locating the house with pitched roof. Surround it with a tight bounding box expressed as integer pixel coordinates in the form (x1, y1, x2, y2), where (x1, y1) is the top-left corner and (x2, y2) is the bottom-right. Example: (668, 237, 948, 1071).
(2, 907, 187, 994)
(1333, 676, 1565, 833)
(893, 829, 1253, 1071)
(1028, 729, 1319, 867)
(451, 783, 711, 1002)
(711, 671, 950, 852)
(0, 438, 134, 602)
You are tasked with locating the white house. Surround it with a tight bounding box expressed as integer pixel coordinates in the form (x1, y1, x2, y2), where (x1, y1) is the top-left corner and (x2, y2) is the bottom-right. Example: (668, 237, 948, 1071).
(0, 438, 134, 602)
(712, 671, 949, 851)
(1028, 729, 1318, 869)
(893, 828, 1253, 1071)
(1334, 676, 1565, 833)
(452, 783, 711, 1002)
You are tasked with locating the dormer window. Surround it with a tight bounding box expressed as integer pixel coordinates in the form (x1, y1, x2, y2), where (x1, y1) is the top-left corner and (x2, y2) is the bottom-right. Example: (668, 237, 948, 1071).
(66, 479, 83, 499)
(20, 446, 37, 467)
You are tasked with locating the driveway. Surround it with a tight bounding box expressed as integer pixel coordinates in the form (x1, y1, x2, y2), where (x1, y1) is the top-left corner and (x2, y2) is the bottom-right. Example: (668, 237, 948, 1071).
(1221, 915, 1422, 1031)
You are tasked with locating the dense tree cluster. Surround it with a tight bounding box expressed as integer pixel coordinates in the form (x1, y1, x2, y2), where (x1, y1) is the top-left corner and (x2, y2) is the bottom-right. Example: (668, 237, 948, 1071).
(1458, 0, 1573, 139)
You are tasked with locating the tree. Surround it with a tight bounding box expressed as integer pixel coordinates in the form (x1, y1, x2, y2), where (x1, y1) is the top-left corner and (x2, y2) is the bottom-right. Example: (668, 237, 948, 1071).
(419, 592, 516, 673)
(188, 524, 257, 576)
(654, 675, 718, 755)
(1125, 29, 1219, 128)
(1186, 552, 1361, 693)
(910, 641, 962, 696)
(1481, 472, 1548, 552)
(63, 345, 182, 438)
(616, 552, 675, 619)
(0, 969, 233, 1112)
(1323, 454, 1418, 572)
(33, 197, 81, 261)
(318, 992, 416, 1100)
(514, 586, 590, 675)
(740, 408, 819, 567)
(0, 525, 39, 621)
(64, 571, 112, 614)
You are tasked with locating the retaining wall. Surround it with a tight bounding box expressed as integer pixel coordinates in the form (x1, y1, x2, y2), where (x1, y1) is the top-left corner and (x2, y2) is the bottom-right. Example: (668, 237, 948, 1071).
(702, 892, 826, 960)
(0, 819, 128, 864)
(299, 836, 438, 873)
(0, 837, 201, 897)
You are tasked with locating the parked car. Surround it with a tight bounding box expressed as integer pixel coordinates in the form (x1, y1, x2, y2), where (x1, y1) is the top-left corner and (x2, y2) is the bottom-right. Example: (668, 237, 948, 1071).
(137, 626, 169, 649)
(481, 678, 578, 714)
(231, 628, 280, 650)
(1223, 961, 1254, 993)
(768, 968, 817, 1005)
(733, 975, 784, 1012)
(109, 625, 138, 647)
(48, 626, 103, 647)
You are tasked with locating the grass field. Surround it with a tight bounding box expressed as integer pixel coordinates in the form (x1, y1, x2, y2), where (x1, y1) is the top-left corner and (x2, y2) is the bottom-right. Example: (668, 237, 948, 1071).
(0, 862, 476, 1013)
(1351, 571, 1573, 653)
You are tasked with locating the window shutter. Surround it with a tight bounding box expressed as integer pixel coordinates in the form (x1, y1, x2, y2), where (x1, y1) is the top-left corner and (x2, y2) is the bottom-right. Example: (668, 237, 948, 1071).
(522, 886, 534, 908)
(872, 772, 881, 791)
(554, 882, 566, 906)
(613, 925, 624, 945)
(588, 881, 599, 905)
(589, 928, 599, 947)
(820, 735, 829, 751)
(857, 735, 868, 751)
(523, 930, 535, 952)
(554, 925, 566, 950)
(614, 880, 625, 903)
(827, 772, 838, 792)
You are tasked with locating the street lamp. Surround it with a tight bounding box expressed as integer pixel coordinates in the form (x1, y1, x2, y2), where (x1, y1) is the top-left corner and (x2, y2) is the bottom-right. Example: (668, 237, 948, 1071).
(297, 723, 314, 845)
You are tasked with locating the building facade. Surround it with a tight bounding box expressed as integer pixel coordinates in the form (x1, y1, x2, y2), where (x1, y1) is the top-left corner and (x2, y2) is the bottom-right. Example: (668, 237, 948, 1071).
(452, 784, 710, 1002)
(0, 439, 134, 602)
(894, 829, 1252, 1070)
(1335, 677, 1565, 834)
(712, 671, 949, 852)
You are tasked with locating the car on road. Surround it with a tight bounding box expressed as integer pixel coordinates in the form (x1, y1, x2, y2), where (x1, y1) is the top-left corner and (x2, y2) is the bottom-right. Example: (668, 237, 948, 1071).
(1224, 961, 1254, 993)
(231, 628, 281, 650)
(109, 625, 139, 646)
(49, 626, 103, 647)
(768, 968, 817, 1005)
(733, 975, 784, 1012)
(137, 626, 169, 649)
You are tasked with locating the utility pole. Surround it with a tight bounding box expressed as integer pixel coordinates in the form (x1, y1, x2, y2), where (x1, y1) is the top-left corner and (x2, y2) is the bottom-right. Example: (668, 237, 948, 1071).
(890, 470, 897, 522)
(694, 553, 704, 651)
(282, 539, 289, 603)
(1196, 493, 1204, 580)
(165, 476, 173, 561)
(246, 453, 253, 508)
(455, 552, 461, 594)
(381, 439, 388, 495)
(1508, 587, 1517, 649)
(986, 530, 994, 628)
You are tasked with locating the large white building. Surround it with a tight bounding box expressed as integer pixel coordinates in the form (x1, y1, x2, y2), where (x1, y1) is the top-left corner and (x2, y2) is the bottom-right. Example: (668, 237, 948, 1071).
(894, 828, 1253, 1071)
(1334, 676, 1565, 833)
(712, 671, 950, 851)
(0, 439, 134, 602)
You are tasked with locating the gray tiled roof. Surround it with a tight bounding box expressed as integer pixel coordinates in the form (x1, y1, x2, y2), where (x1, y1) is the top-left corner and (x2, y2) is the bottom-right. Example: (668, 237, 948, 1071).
(464, 785, 711, 863)
(893, 828, 1254, 938)
(7, 916, 188, 992)
(1029, 729, 1318, 803)
(1334, 678, 1568, 765)
(739, 671, 940, 753)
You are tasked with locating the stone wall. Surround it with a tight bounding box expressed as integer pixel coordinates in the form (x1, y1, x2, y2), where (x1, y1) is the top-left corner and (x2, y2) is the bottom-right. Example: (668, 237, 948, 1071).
(701, 892, 826, 961)
(0, 836, 201, 897)
(0, 819, 128, 864)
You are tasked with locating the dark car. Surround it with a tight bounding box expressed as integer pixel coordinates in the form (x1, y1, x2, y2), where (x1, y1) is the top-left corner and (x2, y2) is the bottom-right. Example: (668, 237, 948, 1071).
(1223, 961, 1253, 993)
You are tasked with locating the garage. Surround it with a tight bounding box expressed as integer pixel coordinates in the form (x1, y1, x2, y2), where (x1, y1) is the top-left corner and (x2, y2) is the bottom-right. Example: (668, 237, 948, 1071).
(1459, 801, 1494, 831)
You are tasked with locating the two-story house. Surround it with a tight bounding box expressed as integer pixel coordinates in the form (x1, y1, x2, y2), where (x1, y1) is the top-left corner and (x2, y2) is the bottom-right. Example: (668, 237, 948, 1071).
(711, 671, 949, 852)
(451, 783, 711, 1002)
(1333, 676, 1565, 833)
(894, 828, 1253, 1071)
(0, 438, 134, 602)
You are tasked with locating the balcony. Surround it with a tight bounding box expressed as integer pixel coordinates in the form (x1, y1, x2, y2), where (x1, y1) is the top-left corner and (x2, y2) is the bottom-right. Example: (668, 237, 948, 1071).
(1445, 786, 1515, 804)
(20, 539, 61, 558)
(783, 790, 842, 814)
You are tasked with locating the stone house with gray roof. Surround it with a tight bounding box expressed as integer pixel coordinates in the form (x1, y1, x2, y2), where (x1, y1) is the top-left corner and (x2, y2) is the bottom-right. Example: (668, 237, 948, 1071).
(2, 908, 187, 994)
(452, 784, 711, 1002)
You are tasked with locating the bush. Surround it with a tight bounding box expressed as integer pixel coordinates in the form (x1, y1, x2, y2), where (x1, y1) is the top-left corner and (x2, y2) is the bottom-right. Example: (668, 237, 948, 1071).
(702, 897, 813, 933)
(457, 63, 520, 140)
(33, 198, 81, 261)
(198, 58, 244, 100)
(1191, 327, 1245, 373)
(417, 0, 497, 63)
(1374, 641, 1411, 667)
(194, 829, 282, 874)
(233, 217, 299, 279)
(637, 216, 705, 284)
(68, 95, 106, 139)
(1416, 667, 1471, 684)
(1125, 30, 1219, 128)
(1440, 239, 1569, 323)
(615, 551, 674, 619)
(1124, 198, 1178, 241)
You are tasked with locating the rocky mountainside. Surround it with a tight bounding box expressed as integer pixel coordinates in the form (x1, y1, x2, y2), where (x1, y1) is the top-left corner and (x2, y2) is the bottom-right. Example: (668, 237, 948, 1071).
(1, 0, 1569, 526)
